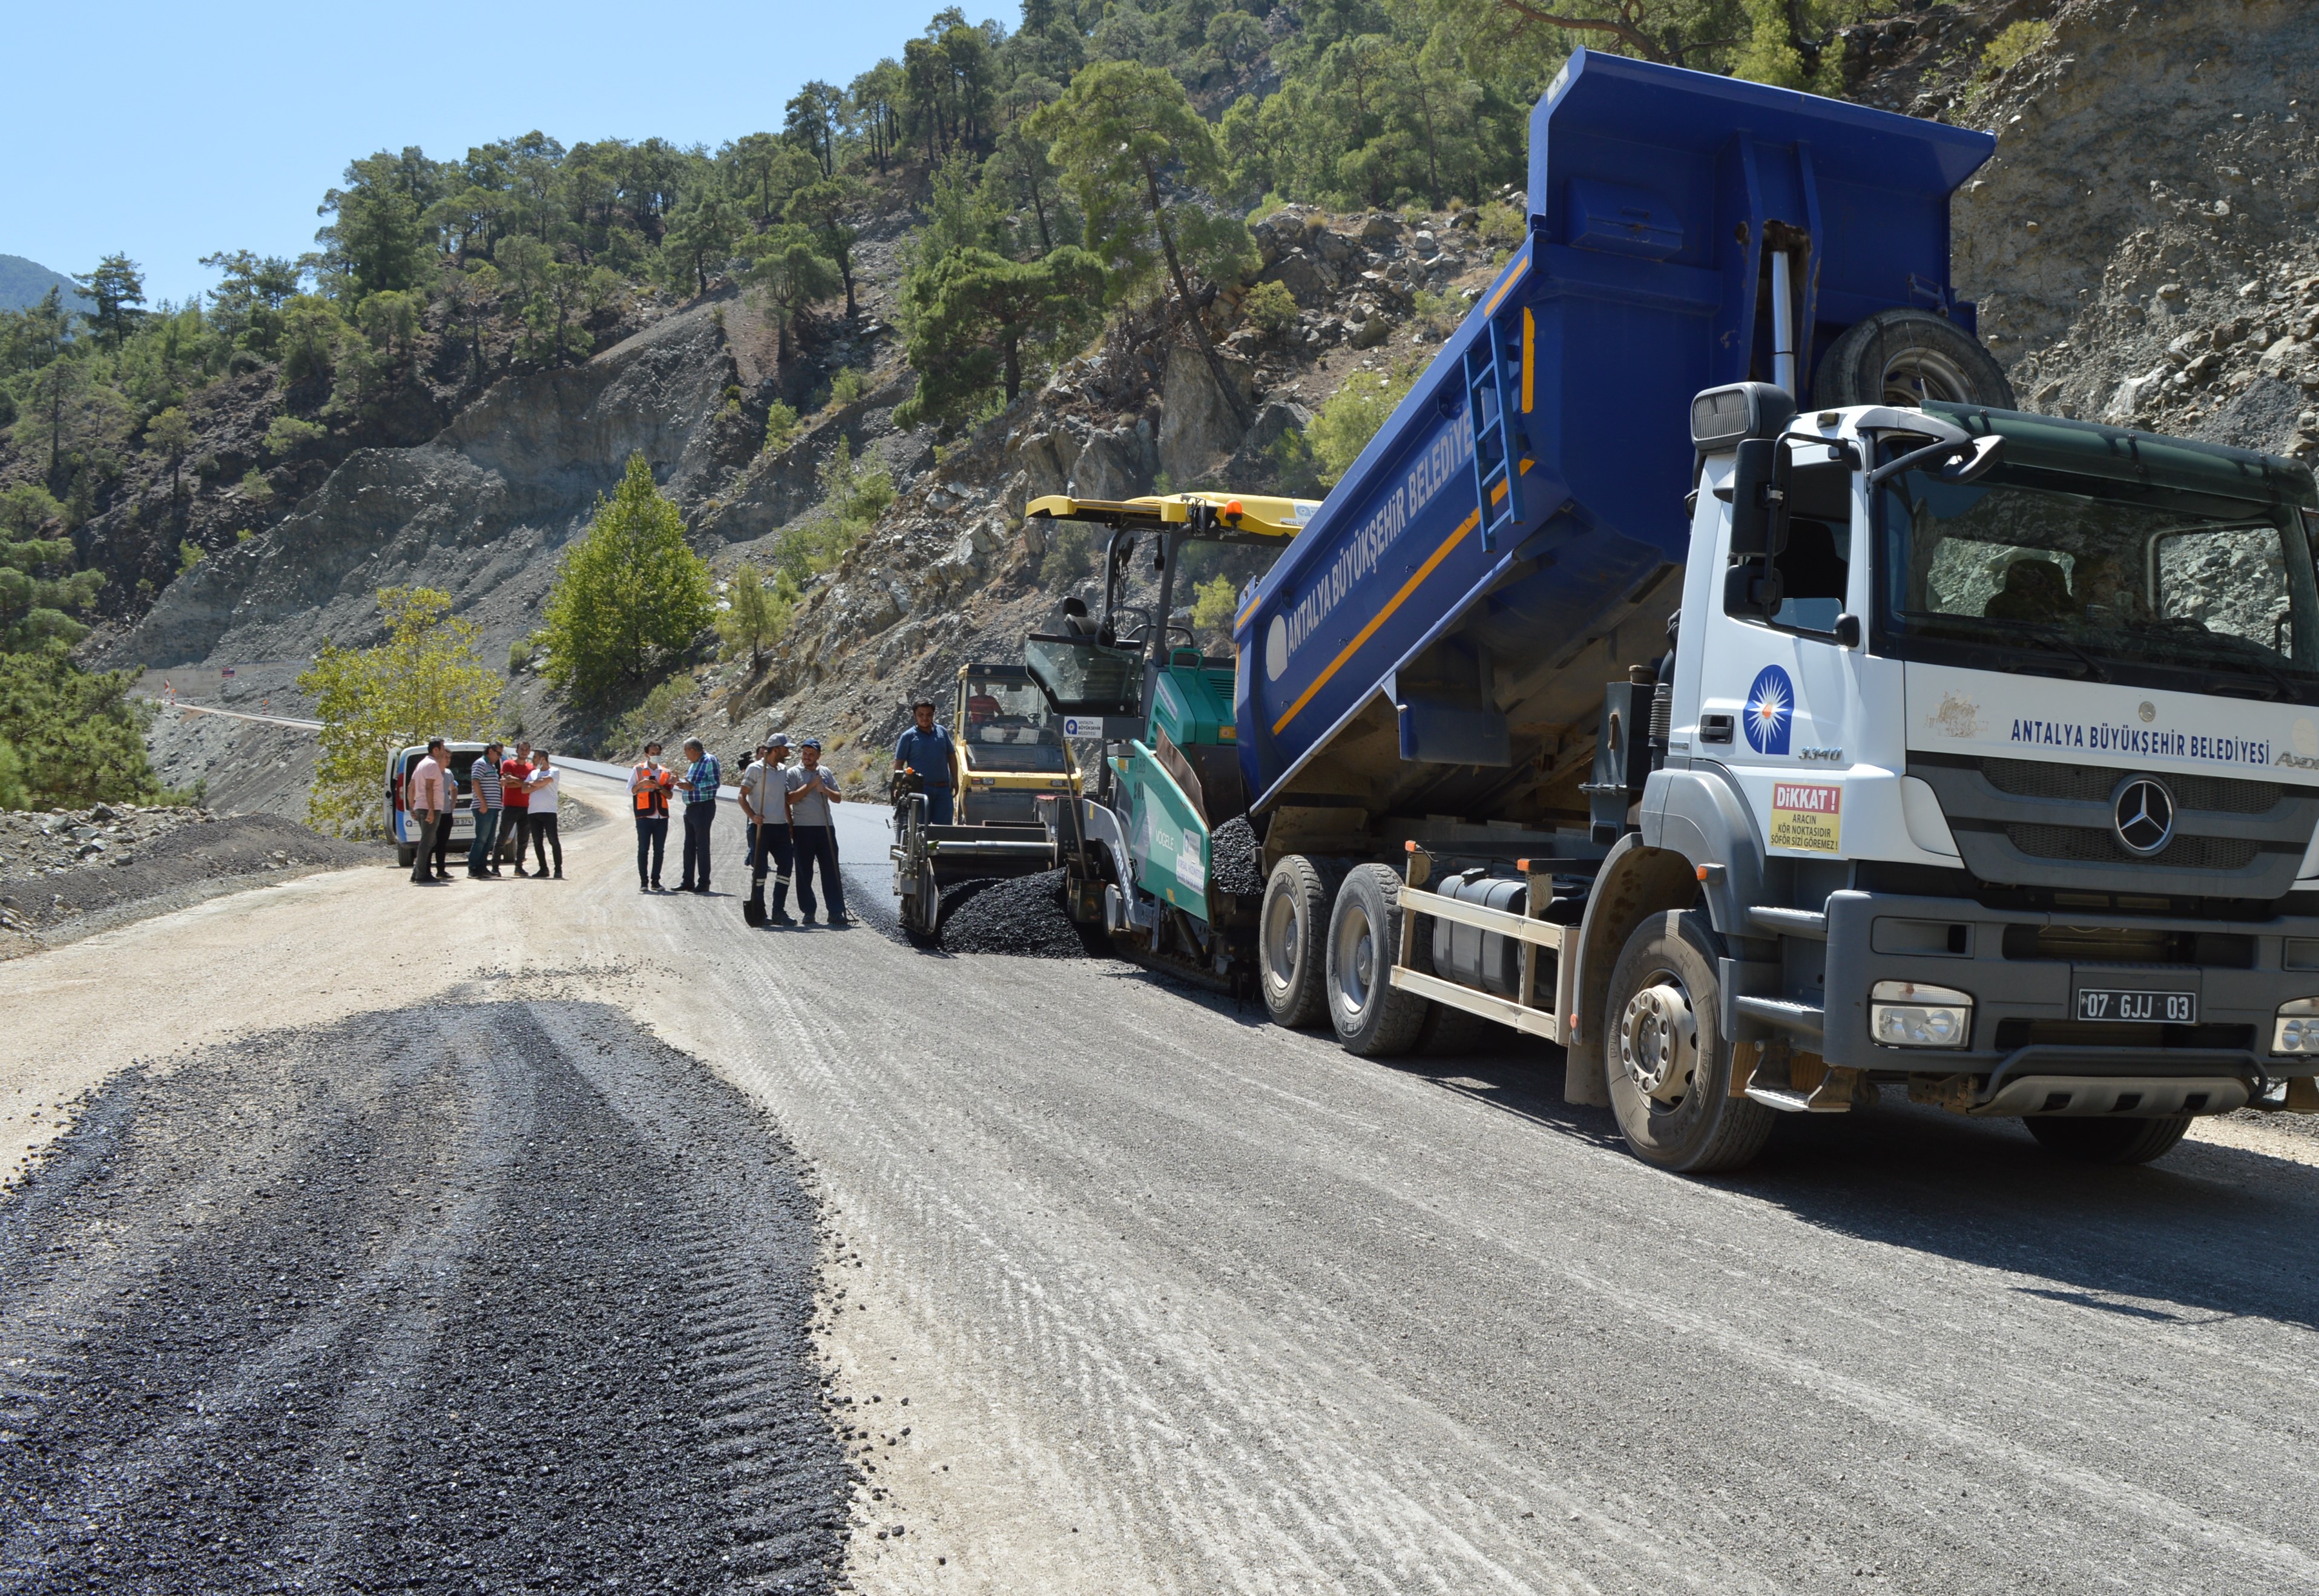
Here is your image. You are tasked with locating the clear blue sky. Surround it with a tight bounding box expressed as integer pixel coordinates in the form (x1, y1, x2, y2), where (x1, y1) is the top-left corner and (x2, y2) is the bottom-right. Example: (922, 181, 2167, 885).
(7, 0, 985, 306)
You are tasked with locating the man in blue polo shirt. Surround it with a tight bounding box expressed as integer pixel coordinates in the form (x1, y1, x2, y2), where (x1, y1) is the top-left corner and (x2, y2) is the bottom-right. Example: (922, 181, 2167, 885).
(891, 697, 958, 825)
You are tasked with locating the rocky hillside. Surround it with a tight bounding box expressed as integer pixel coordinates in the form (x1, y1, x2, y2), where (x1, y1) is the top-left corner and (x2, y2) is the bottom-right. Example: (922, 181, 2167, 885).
(694, 204, 1516, 785)
(1945, 0, 2319, 461)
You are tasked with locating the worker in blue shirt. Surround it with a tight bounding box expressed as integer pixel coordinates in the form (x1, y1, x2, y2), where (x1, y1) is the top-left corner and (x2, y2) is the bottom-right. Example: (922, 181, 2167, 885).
(892, 698, 958, 825)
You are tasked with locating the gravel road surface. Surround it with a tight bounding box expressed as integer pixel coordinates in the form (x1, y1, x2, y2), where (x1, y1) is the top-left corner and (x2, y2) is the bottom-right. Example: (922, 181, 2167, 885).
(0, 999, 840, 1593)
(4, 776, 2318, 1594)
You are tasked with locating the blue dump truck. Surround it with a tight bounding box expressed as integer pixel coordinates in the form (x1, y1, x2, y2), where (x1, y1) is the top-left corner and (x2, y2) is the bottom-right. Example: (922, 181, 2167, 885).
(1019, 50, 2319, 1172)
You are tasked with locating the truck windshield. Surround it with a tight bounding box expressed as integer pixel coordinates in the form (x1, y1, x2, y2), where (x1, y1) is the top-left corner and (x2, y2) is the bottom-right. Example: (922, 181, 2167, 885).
(1875, 459, 2319, 700)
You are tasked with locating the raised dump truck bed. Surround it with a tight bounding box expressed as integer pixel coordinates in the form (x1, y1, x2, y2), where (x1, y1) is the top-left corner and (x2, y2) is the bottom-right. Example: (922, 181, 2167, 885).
(1234, 49, 1998, 839)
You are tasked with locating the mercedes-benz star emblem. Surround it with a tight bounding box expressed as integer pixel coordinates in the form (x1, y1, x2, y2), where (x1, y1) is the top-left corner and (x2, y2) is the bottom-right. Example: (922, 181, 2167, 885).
(2113, 776, 2176, 856)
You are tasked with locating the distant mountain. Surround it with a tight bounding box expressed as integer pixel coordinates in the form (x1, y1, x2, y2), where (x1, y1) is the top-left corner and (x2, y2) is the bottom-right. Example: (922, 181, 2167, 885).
(0, 255, 93, 314)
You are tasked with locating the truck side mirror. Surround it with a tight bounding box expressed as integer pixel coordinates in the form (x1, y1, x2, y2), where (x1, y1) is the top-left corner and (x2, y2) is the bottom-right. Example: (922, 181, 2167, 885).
(1725, 438, 1790, 559)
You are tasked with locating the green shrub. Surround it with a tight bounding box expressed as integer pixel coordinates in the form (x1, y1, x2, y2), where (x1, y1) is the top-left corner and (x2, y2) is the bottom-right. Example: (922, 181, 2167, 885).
(1309, 365, 1417, 487)
(1039, 522, 1093, 586)
(763, 399, 801, 455)
(263, 415, 327, 458)
(829, 366, 867, 408)
(1243, 280, 1301, 334)
(1191, 574, 1237, 640)
(178, 540, 205, 573)
(605, 674, 696, 759)
(1982, 19, 2052, 77)
(1476, 201, 1524, 248)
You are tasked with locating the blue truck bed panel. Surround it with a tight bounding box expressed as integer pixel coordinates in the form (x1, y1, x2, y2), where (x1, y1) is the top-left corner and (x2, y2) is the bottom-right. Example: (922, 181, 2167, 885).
(1235, 50, 1995, 812)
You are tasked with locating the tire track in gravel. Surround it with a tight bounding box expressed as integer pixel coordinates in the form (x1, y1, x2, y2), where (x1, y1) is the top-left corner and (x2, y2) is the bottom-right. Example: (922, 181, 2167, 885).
(0, 1000, 842, 1594)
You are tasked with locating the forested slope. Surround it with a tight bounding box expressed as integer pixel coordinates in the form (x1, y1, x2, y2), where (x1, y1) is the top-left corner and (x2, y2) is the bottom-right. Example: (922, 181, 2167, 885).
(15, 0, 2306, 789)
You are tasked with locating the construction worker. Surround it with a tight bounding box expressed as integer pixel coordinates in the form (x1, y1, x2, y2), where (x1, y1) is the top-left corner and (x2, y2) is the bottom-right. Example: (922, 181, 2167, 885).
(677, 736, 721, 893)
(754, 735, 797, 922)
(467, 740, 505, 878)
(739, 737, 792, 924)
(407, 737, 450, 885)
(785, 737, 846, 925)
(631, 740, 675, 892)
(892, 697, 958, 824)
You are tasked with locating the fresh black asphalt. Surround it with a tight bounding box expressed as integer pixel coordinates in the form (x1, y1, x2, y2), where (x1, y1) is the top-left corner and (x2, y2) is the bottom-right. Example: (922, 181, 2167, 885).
(0, 1001, 841, 1594)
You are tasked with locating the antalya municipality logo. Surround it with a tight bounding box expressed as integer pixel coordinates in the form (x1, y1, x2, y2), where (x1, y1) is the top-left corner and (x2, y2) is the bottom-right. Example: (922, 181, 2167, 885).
(1744, 665, 1794, 755)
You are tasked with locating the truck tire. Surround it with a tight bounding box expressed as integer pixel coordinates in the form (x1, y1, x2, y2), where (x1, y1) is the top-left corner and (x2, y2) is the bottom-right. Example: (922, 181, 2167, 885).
(2023, 1114, 2192, 1166)
(1325, 864, 1432, 1057)
(1602, 910, 1776, 1173)
(397, 843, 416, 870)
(1260, 855, 1346, 1028)
(1811, 307, 2015, 410)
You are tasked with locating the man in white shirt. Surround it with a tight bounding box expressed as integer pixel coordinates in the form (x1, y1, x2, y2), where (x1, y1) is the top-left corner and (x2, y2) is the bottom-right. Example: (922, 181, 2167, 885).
(785, 737, 846, 925)
(524, 752, 564, 879)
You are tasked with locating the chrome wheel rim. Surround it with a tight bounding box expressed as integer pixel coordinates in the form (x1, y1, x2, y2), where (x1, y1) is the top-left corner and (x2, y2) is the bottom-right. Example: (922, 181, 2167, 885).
(1880, 347, 1978, 407)
(1263, 888, 1298, 990)
(1619, 970, 1699, 1107)
(1334, 903, 1374, 1015)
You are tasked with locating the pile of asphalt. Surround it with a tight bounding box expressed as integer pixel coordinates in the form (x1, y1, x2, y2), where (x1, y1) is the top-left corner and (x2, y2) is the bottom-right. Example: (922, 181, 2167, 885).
(1209, 816, 1264, 898)
(935, 869, 1111, 959)
(0, 1000, 843, 1593)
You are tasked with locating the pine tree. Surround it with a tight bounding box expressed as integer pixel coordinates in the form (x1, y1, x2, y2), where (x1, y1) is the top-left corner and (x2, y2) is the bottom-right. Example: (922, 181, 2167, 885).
(540, 453, 715, 705)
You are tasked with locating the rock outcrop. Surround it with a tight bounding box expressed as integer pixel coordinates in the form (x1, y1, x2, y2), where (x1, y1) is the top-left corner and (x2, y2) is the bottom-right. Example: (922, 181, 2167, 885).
(94, 296, 755, 698)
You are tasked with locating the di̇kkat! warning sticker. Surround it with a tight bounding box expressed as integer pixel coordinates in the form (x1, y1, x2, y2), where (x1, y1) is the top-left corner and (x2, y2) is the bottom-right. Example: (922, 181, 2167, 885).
(1768, 782, 1842, 853)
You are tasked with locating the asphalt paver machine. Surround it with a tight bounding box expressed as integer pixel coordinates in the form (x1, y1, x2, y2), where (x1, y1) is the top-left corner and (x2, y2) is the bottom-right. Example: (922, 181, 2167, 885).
(889, 662, 1084, 937)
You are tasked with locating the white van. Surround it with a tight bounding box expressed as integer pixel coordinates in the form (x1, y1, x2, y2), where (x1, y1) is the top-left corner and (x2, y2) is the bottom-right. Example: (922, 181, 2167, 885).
(385, 742, 486, 868)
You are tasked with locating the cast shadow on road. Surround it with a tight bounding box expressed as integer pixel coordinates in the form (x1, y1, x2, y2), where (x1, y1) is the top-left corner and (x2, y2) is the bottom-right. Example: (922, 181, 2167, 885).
(1372, 1040, 2319, 1333)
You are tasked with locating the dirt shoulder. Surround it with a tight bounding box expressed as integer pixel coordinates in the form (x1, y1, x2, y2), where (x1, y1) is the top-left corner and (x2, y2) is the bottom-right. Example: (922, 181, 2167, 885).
(0, 807, 381, 959)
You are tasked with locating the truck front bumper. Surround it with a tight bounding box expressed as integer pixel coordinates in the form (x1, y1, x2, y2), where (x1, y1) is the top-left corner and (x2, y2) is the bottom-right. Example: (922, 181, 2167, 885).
(1770, 890, 2319, 1114)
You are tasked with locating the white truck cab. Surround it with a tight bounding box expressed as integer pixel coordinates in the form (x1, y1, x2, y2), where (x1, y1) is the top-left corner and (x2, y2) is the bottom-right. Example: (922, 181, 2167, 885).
(1639, 383, 2319, 1154)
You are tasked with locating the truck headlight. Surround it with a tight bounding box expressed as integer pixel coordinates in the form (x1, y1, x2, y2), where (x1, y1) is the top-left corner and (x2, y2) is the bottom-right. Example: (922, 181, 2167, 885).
(1870, 979, 1973, 1048)
(2273, 997, 2319, 1055)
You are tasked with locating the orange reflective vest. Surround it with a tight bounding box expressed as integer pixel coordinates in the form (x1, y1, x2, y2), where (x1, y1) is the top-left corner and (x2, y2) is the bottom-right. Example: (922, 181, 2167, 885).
(632, 764, 672, 818)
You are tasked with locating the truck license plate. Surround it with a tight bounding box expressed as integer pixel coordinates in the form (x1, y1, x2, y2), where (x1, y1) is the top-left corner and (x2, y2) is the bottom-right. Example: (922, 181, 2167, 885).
(2076, 988, 2196, 1024)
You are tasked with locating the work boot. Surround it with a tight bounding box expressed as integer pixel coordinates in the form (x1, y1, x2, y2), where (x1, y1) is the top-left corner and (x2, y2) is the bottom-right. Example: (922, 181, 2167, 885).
(769, 910, 795, 925)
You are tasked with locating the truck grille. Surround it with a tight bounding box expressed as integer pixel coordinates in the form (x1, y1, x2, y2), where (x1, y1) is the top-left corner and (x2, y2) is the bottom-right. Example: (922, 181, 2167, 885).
(2006, 823, 2260, 871)
(1982, 757, 2281, 815)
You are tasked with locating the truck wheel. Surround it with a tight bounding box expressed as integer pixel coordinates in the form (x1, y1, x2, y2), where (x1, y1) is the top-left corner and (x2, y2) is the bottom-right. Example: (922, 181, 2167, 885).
(1603, 911, 1776, 1173)
(397, 843, 416, 869)
(1325, 864, 1432, 1057)
(2023, 1115, 2192, 1166)
(1260, 855, 1346, 1028)
(1811, 307, 2015, 410)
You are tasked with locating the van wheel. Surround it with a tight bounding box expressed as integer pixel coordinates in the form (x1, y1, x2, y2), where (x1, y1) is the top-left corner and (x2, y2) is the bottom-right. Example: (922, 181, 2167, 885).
(1603, 910, 1775, 1173)
(1260, 855, 1346, 1028)
(1325, 864, 1431, 1057)
(397, 844, 416, 869)
(1811, 307, 2015, 410)
(2024, 1115, 2192, 1166)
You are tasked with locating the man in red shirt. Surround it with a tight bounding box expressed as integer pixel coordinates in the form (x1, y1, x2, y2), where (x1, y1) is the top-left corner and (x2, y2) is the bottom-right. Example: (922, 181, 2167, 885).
(500, 739, 536, 875)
